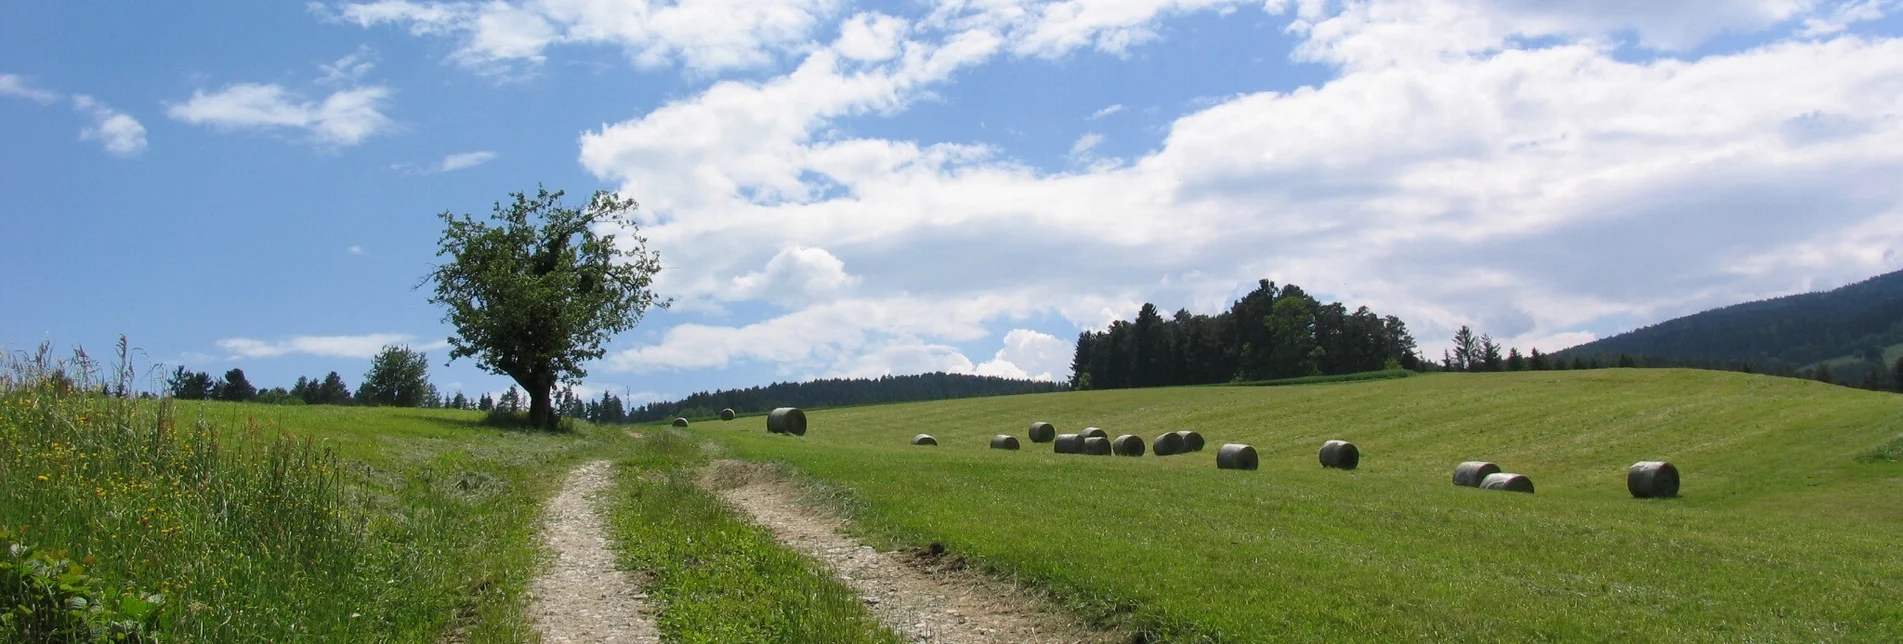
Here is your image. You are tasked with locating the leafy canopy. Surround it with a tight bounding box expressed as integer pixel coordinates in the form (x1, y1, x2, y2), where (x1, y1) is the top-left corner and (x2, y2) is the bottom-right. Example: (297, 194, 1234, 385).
(426, 187, 667, 391)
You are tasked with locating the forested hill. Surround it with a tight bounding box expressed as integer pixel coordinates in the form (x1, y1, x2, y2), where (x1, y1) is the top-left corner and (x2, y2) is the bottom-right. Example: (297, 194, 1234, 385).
(628, 372, 1066, 423)
(1556, 269, 1903, 368)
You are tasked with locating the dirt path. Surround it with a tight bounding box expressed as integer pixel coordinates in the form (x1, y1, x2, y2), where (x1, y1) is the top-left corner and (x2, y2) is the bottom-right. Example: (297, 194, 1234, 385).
(527, 460, 659, 644)
(703, 461, 1115, 644)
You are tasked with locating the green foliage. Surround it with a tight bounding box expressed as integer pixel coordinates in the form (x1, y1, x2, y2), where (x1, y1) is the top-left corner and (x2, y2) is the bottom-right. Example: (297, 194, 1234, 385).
(1, 534, 165, 643)
(426, 187, 668, 428)
(217, 368, 256, 402)
(360, 344, 432, 407)
(704, 369, 1903, 641)
(1074, 280, 1418, 390)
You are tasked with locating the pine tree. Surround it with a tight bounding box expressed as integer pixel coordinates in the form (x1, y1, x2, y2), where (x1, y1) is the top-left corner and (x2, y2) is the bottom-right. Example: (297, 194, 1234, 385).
(1506, 348, 1524, 371)
(1451, 326, 1478, 371)
(478, 393, 495, 411)
(219, 369, 257, 402)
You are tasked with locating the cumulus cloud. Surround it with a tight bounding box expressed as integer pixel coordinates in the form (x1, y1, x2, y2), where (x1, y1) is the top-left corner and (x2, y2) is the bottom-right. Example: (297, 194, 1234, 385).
(216, 333, 419, 359)
(975, 329, 1073, 381)
(727, 246, 862, 307)
(71, 95, 146, 157)
(580, 0, 1903, 377)
(0, 74, 59, 104)
(168, 83, 395, 146)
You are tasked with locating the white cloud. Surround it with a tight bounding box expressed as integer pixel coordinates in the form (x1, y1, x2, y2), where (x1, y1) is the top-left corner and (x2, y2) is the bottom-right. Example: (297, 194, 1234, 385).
(974, 329, 1073, 381)
(439, 150, 498, 171)
(329, 0, 842, 75)
(1068, 131, 1104, 156)
(216, 333, 419, 359)
(71, 95, 147, 157)
(1800, 0, 1899, 36)
(0, 74, 59, 104)
(578, 3, 1903, 376)
(727, 245, 861, 307)
(167, 83, 395, 146)
(348, 245, 365, 255)
(319, 47, 379, 85)
(1088, 103, 1123, 119)
(834, 11, 908, 61)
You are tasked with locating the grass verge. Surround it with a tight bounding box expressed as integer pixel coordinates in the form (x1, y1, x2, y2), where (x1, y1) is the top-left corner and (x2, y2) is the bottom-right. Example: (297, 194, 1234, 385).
(602, 430, 900, 644)
(0, 343, 613, 642)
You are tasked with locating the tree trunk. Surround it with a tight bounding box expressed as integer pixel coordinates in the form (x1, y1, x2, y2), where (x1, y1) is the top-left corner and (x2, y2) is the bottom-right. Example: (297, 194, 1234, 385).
(528, 378, 555, 429)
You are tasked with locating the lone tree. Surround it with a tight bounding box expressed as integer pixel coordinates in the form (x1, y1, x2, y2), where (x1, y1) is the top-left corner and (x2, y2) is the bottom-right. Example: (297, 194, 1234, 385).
(426, 187, 667, 428)
(359, 344, 433, 407)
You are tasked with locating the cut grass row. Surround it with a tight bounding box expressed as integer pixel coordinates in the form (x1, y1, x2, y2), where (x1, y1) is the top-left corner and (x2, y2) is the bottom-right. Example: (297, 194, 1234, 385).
(698, 369, 1903, 641)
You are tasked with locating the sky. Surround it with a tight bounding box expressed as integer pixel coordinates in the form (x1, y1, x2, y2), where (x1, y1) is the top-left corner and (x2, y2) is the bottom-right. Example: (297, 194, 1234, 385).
(4, 1, 1903, 405)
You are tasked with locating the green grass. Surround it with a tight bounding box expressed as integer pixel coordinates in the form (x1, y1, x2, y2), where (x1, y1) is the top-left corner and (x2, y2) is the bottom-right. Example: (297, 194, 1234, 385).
(2, 345, 901, 642)
(699, 368, 1903, 641)
(1227, 368, 1414, 387)
(601, 430, 899, 644)
(0, 349, 618, 642)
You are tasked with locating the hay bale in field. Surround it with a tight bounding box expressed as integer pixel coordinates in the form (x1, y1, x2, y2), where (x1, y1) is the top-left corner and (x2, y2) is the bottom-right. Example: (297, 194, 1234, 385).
(1082, 436, 1112, 455)
(720, 408, 735, 421)
(1152, 432, 1186, 456)
(990, 435, 1020, 450)
(1216, 444, 1258, 470)
(1319, 440, 1360, 470)
(1174, 430, 1205, 452)
(1452, 461, 1500, 487)
(672, 417, 689, 428)
(1080, 427, 1108, 440)
(1627, 461, 1679, 498)
(1028, 421, 1056, 443)
(1112, 434, 1145, 457)
(1480, 472, 1534, 493)
(767, 407, 807, 436)
(912, 434, 938, 446)
(1053, 433, 1084, 454)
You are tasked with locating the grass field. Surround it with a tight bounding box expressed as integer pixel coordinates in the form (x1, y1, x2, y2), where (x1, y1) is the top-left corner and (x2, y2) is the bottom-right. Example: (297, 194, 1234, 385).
(698, 368, 1903, 641)
(0, 347, 892, 642)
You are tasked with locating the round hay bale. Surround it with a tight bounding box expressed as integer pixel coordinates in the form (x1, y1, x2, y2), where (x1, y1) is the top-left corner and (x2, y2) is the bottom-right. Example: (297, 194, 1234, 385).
(1152, 432, 1186, 456)
(1216, 444, 1258, 470)
(1319, 440, 1360, 470)
(1053, 433, 1084, 454)
(1452, 461, 1501, 487)
(1112, 434, 1145, 457)
(1028, 422, 1056, 443)
(1082, 436, 1113, 456)
(672, 417, 689, 428)
(1174, 430, 1205, 452)
(911, 434, 938, 446)
(767, 407, 807, 436)
(1080, 427, 1108, 440)
(990, 435, 1020, 450)
(1480, 472, 1535, 493)
(720, 408, 735, 421)
(1627, 461, 1679, 498)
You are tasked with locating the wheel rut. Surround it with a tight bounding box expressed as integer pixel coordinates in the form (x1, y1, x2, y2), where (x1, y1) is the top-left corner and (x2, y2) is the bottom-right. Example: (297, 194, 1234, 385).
(702, 460, 1117, 644)
(528, 460, 659, 644)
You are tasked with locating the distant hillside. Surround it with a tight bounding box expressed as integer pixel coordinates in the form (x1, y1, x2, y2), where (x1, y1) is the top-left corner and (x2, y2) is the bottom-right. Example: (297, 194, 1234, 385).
(629, 372, 1066, 423)
(1557, 269, 1903, 369)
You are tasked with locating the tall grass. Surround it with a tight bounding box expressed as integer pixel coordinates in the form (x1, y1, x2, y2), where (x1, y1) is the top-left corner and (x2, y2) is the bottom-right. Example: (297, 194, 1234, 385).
(0, 341, 572, 642)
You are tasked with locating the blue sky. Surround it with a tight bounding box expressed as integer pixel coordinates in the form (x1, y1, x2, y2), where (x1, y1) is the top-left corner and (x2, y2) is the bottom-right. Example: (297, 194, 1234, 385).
(5, 0, 1903, 404)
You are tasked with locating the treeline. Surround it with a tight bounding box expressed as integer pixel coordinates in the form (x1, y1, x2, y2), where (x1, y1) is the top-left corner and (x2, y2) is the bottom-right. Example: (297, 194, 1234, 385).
(1070, 280, 1421, 390)
(626, 372, 1068, 423)
(168, 345, 447, 408)
(1559, 268, 1903, 369)
(1444, 324, 1903, 392)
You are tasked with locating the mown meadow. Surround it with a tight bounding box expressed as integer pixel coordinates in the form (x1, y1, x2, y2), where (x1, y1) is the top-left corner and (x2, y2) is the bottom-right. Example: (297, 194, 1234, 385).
(698, 368, 1903, 641)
